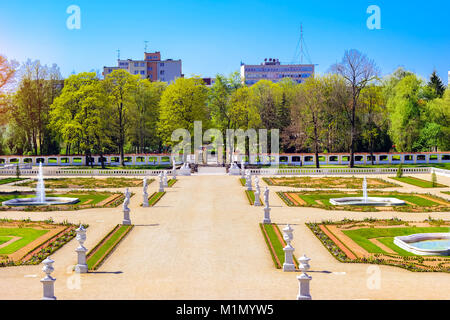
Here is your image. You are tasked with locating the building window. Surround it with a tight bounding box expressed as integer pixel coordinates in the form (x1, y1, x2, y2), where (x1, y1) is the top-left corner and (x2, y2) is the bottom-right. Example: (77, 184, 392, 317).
(160, 63, 164, 67)
(160, 70, 165, 75)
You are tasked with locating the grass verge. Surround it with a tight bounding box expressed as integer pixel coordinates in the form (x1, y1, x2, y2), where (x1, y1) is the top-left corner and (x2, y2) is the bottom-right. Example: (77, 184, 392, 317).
(390, 176, 447, 188)
(86, 224, 133, 270)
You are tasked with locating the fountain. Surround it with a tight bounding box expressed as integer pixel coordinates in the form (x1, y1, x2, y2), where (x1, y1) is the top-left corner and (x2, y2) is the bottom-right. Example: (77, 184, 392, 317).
(394, 233, 450, 256)
(330, 176, 405, 206)
(2, 163, 79, 206)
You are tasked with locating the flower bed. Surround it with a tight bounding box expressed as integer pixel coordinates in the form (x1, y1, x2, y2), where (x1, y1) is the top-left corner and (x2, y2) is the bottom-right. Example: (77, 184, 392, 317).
(0, 220, 86, 267)
(307, 218, 450, 272)
(277, 190, 450, 212)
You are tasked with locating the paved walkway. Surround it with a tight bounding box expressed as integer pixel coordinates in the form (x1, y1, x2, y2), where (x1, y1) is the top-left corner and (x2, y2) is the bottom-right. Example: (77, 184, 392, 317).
(0, 174, 449, 300)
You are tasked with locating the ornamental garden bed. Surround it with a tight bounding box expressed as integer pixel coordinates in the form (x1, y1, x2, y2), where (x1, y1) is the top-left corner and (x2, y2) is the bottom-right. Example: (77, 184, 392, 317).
(0, 178, 28, 185)
(147, 192, 166, 206)
(307, 218, 450, 272)
(0, 191, 126, 211)
(167, 179, 177, 187)
(277, 190, 450, 212)
(390, 176, 447, 188)
(86, 224, 133, 270)
(263, 176, 398, 189)
(259, 223, 298, 269)
(17, 177, 153, 189)
(0, 219, 84, 267)
(245, 190, 263, 206)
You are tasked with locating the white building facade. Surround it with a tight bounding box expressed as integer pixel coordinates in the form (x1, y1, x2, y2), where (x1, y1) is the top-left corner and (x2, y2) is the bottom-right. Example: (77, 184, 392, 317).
(240, 58, 315, 86)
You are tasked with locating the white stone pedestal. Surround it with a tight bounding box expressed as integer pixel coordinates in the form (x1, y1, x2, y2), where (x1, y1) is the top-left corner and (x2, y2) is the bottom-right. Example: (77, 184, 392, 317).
(123, 209, 131, 225)
(143, 192, 149, 207)
(41, 258, 56, 300)
(297, 273, 312, 300)
(163, 171, 168, 187)
(254, 189, 261, 206)
(246, 172, 253, 191)
(74, 225, 88, 273)
(297, 254, 312, 300)
(263, 207, 271, 224)
(158, 174, 165, 193)
(283, 244, 295, 272)
(75, 247, 88, 273)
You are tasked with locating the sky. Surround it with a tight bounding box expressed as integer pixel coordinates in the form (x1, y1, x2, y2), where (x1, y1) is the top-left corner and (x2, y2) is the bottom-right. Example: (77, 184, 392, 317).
(0, 0, 449, 84)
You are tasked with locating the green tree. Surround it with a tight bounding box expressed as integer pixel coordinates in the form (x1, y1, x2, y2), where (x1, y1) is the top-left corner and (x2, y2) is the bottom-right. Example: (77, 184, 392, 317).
(128, 79, 166, 153)
(287, 77, 327, 168)
(428, 70, 446, 98)
(50, 72, 110, 167)
(9, 60, 62, 155)
(387, 74, 426, 152)
(418, 88, 450, 151)
(104, 70, 140, 166)
(158, 77, 209, 151)
(359, 85, 386, 164)
(331, 50, 379, 167)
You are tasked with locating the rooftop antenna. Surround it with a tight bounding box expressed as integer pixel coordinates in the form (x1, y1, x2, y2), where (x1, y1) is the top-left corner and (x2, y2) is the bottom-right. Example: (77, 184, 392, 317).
(117, 49, 121, 60)
(144, 41, 149, 52)
(291, 23, 312, 65)
(300, 24, 304, 64)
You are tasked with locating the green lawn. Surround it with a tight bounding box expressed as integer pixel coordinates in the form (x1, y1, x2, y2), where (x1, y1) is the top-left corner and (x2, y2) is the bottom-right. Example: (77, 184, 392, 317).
(262, 224, 285, 266)
(0, 236, 12, 246)
(291, 193, 442, 207)
(50, 193, 110, 205)
(87, 225, 132, 270)
(148, 192, 165, 206)
(0, 192, 119, 207)
(0, 228, 49, 254)
(17, 177, 147, 188)
(0, 178, 27, 185)
(264, 176, 396, 189)
(342, 227, 450, 256)
(0, 194, 34, 203)
(390, 176, 447, 188)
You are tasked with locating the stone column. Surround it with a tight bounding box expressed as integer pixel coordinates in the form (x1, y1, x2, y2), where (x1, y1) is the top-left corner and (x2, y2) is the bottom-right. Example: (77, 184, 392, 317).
(75, 225, 88, 273)
(297, 255, 312, 300)
(41, 258, 56, 300)
(282, 225, 295, 272)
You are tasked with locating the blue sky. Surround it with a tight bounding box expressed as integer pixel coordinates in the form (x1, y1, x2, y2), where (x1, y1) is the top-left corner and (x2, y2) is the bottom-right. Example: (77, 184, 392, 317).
(0, 0, 449, 84)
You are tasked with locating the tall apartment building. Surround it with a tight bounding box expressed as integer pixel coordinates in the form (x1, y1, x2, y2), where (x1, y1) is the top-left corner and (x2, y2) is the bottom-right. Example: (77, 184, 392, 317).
(103, 51, 182, 83)
(240, 58, 314, 86)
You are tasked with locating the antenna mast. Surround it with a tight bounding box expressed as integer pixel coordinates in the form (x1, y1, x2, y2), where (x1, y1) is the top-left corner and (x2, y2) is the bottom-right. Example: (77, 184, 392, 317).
(144, 41, 149, 52)
(300, 24, 304, 64)
(117, 49, 121, 60)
